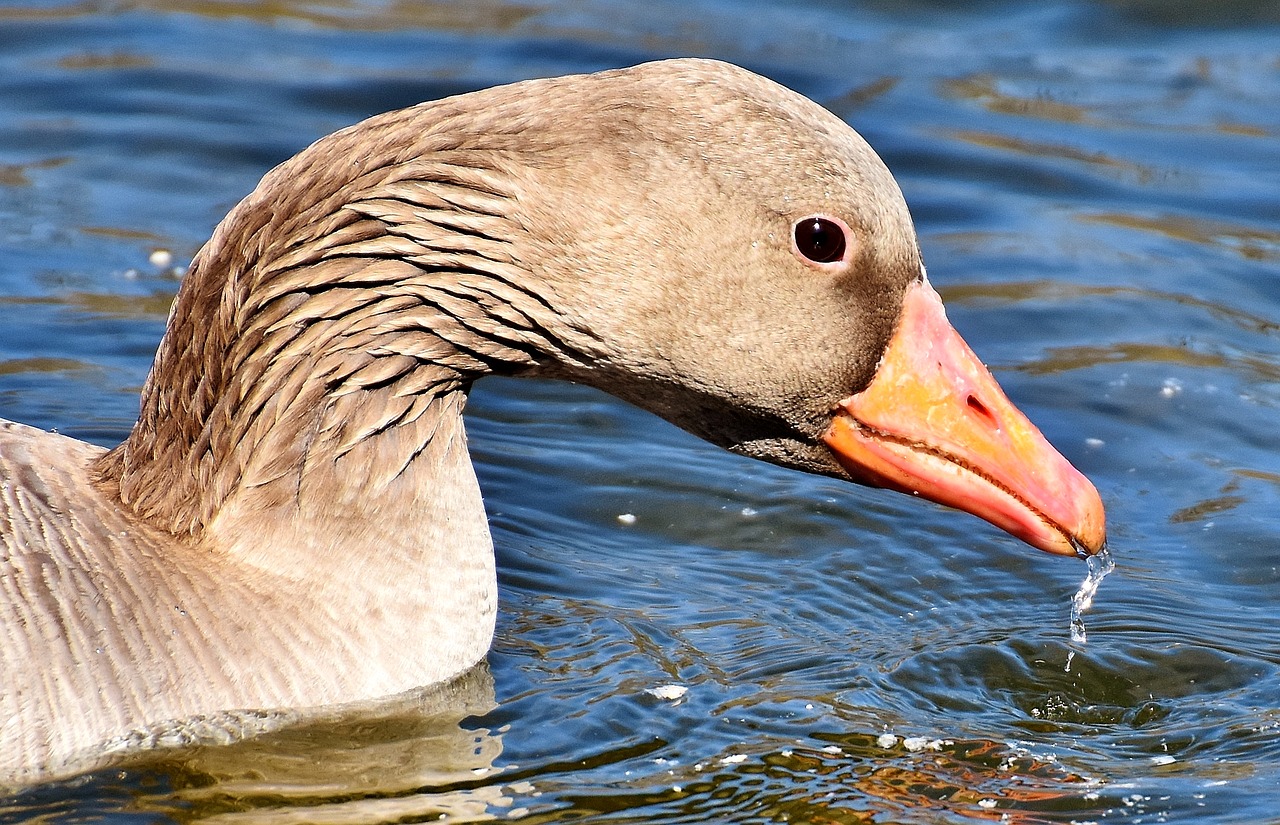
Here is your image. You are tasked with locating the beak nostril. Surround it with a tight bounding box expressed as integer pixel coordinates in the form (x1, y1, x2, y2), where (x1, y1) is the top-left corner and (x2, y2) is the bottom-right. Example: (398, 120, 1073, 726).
(967, 394, 997, 426)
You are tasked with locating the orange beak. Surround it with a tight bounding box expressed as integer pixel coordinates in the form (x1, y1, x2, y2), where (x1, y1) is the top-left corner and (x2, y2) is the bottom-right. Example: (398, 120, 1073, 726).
(823, 278, 1105, 556)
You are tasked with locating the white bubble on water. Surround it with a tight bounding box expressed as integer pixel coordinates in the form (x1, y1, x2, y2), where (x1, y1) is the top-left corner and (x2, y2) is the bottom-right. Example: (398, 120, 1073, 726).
(645, 684, 687, 701)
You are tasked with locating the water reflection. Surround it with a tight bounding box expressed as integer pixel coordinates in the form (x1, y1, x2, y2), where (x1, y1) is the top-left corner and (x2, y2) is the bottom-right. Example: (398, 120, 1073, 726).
(0, 666, 510, 824)
(0, 289, 177, 319)
(941, 74, 1092, 124)
(938, 280, 1280, 339)
(1081, 212, 1280, 261)
(824, 76, 901, 115)
(545, 734, 1097, 825)
(0, 0, 540, 32)
(0, 356, 94, 377)
(0, 156, 71, 187)
(943, 129, 1171, 186)
(1169, 493, 1247, 524)
(55, 52, 155, 71)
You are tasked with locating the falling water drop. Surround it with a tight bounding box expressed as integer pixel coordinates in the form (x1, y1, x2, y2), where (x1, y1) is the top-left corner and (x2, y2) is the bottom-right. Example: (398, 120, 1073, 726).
(1070, 544, 1115, 644)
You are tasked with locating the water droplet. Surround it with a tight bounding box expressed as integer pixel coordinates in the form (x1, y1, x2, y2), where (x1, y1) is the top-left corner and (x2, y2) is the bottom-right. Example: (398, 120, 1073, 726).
(1070, 544, 1115, 644)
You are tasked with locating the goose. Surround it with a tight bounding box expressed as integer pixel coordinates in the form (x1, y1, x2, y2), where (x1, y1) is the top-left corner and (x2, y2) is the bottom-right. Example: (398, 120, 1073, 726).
(0, 58, 1105, 784)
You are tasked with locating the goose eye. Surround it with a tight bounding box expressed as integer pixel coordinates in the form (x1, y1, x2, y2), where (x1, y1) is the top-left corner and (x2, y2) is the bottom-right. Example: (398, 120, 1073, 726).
(793, 216, 848, 264)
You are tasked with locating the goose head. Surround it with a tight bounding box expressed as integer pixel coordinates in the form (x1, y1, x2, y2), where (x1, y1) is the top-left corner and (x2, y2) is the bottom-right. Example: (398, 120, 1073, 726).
(502, 61, 1104, 556)
(102, 58, 1104, 557)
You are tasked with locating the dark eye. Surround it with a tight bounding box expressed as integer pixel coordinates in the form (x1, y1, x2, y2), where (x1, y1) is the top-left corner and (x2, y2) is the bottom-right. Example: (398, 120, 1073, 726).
(793, 216, 847, 264)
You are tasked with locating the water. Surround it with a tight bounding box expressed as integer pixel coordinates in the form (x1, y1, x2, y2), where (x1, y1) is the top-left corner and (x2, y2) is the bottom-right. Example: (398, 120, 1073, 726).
(2, 0, 1279, 822)
(1070, 545, 1115, 644)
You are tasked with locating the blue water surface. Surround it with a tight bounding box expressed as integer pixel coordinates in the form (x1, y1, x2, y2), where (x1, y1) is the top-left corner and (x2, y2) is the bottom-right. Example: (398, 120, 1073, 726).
(1, 1, 1279, 822)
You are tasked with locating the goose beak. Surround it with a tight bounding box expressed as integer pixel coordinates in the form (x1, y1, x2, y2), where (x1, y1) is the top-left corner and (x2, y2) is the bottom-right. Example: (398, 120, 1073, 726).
(822, 278, 1106, 556)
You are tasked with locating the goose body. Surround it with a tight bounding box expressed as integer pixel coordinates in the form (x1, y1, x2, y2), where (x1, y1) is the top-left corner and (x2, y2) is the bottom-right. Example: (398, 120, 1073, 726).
(0, 59, 1104, 783)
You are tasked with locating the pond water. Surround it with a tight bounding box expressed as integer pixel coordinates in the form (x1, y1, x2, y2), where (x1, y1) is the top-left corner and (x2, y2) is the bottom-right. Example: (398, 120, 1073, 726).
(2, 0, 1279, 822)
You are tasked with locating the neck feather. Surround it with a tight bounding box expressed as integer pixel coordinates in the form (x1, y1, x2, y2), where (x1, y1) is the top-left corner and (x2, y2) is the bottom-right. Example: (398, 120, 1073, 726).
(94, 114, 597, 536)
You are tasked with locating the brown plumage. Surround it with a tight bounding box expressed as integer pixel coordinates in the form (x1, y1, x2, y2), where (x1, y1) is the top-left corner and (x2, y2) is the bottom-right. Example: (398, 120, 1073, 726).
(1, 58, 1102, 784)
